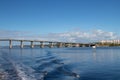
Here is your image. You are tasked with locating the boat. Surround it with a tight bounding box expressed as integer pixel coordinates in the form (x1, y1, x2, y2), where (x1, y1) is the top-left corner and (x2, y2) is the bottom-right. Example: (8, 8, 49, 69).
(92, 46, 96, 48)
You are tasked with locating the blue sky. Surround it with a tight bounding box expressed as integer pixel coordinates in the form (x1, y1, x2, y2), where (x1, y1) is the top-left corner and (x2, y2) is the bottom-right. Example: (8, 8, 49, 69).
(0, 0, 120, 42)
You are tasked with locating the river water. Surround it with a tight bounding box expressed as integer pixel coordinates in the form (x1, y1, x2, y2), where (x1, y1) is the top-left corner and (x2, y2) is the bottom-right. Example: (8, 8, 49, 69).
(0, 47, 120, 80)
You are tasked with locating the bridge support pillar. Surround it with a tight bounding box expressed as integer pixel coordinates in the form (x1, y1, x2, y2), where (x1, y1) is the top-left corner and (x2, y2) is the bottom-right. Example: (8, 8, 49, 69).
(68, 43, 72, 47)
(49, 42, 54, 48)
(20, 40, 24, 48)
(65, 43, 69, 47)
(9, 40, 12, 49)
(89, 44, 91, 47)
(31, 41, 34, 48)
(57, 42, 63, 48)
(75, 43, 79, 47)
(40, 42, 44, 48)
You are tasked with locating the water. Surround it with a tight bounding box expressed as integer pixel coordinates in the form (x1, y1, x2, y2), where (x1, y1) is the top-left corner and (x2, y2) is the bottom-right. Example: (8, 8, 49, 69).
(0, 47, 120, 80)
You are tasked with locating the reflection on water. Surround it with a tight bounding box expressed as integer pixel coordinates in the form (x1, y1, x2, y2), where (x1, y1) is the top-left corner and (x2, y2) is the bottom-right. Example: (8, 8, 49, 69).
(0, 47, 120, 80)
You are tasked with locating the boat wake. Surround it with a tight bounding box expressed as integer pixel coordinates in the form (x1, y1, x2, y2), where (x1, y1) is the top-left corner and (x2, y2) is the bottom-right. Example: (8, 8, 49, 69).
(0, 50, 80, 80)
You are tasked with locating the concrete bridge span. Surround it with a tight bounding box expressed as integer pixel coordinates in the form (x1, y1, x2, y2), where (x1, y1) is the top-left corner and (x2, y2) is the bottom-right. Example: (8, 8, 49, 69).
(0, 39, 96, 48)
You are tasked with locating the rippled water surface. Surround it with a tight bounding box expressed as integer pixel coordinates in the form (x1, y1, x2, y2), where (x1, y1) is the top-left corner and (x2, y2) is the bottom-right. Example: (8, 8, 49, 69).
(0, 47, 120, 80)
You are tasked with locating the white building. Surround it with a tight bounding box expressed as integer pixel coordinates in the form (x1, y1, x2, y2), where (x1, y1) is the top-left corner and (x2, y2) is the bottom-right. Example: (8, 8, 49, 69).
(100, 40, 120, 44)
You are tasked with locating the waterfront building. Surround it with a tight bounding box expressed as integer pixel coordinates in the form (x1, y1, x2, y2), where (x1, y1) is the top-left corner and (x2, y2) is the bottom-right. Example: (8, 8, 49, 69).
(100, 40, 120, 44)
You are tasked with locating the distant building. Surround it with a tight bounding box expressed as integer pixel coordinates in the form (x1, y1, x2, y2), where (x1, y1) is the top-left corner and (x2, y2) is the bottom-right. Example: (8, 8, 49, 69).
(100, 40, 120, 44)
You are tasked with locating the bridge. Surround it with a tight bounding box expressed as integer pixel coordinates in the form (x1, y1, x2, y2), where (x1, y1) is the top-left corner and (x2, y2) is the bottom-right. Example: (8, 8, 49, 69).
(0, 39, 96, 48)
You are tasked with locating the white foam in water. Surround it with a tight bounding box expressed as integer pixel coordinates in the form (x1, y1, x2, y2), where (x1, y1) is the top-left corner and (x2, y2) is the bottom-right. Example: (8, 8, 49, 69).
(16, 65, 36, 80)
(75, 74, 80, 78)
(11, 61, 46, 80)
(0, 52, 47, 80)
(10, 61, 35, 80)
(0, 49, 81, 80)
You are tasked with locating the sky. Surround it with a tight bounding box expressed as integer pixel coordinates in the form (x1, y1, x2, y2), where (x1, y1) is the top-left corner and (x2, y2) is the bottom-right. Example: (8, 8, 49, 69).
(0, 0, 120, 43)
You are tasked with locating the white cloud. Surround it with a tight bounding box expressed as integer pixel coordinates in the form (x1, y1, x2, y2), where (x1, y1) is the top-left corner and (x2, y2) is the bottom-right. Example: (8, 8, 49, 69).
(40, 29, 119, 43)
(0, 29, 119, 43)
(0, 30, 32, 39)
